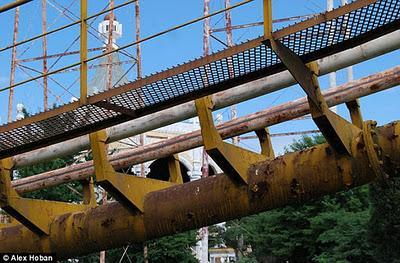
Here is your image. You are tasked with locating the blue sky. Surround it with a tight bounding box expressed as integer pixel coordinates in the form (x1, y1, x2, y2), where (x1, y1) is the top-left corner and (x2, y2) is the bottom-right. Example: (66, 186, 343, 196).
(0, 0, 398, 154)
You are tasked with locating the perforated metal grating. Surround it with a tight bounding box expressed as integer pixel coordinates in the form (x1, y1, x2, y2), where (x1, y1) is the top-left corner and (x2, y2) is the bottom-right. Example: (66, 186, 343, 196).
(0, 0, 399, 158)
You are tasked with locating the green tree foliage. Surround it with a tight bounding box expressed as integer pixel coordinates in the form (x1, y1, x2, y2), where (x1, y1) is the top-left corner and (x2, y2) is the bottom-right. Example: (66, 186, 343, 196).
(368, 172, 400, 262)
(74, 231, 197, 263)
(285, 134, 326, 153)
(142, 231, 198, 263)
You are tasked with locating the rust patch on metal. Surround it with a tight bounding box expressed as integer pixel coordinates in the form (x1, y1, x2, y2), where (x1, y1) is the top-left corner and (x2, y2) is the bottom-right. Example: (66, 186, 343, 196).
(249, 180, 269, 202)
(186, 212, 194, 221)
(325, 146, 333, 155)
(101, 218, 115, 228)
(370, 83, 380, 91)
(290, 178, 305, 199)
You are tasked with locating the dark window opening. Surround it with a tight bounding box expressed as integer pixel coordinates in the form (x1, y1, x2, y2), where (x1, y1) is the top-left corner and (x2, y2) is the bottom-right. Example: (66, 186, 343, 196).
(147, 158, 191, 183)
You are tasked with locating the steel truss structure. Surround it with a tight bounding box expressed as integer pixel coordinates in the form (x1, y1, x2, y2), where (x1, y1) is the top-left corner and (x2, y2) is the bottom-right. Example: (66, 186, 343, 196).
(1, 0, 398, 158)
(0, 0, 399, 257)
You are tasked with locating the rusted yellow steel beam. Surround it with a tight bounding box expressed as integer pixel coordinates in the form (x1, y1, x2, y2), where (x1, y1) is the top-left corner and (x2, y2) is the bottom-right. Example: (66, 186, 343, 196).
(0, 0, 32, 13)
(0, 158, 96, 235)
(268, 39, 361, 155)
(195, 96, 267, 184)
(0, 121, 398, 258)
(89, 130, 178, 212)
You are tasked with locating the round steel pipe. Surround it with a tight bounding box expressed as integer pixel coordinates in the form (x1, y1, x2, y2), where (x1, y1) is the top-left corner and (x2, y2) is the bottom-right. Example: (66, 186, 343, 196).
(1, 121, 399, 258)
(12, 30, 400, 169)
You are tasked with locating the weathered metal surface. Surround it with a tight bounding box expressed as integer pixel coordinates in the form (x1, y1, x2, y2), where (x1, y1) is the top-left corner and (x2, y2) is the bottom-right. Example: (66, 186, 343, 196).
(11, 66, 400, 193)
(90, 130, 177, 212)
(0, 159, 95, 236)
(263, 0, 272, 37)
(1, 0, 398, 159)
(167, 155, 183, 184)
(0, 121, 399, 257)
(346, 99, 363, 128)
(10, 31, 400, 168)
(195, 96, 266, 184)
(7, 6, 20, 122)
(80, 0, 88, 103)
(268, 40, 361, 154)
(255, 128, 275, 158)
(41, 0, 48, 111)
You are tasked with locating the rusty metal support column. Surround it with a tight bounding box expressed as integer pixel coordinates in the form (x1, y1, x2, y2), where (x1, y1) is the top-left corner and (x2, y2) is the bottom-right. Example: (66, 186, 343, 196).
(106, 0, 115, 91)
(89, 131, 179, 212)
(195, 96, 268, 184)
(327, 0, 338, 114)
(135, 0, 146, 181)
(135, 0, 142, 80)
(7, 6, 20, 122)
(346, 99, 363, 129)
(1, 121, 399, 257)
(263, 0, 272, 38)
(42, 0, 48, 111)
(199, 0, 211, 261)
(202, 0, 211, 181)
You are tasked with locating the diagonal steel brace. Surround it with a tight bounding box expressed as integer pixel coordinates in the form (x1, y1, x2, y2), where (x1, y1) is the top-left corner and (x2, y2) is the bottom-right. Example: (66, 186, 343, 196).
(266, 38, 361, 155)
(195, 96, 273, 184)
(0, 158, 96, 235)
(89, 130, 180, 212)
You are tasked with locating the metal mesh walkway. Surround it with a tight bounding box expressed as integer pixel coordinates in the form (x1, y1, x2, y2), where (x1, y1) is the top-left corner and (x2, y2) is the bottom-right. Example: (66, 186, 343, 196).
(1, 0, 399, 158)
